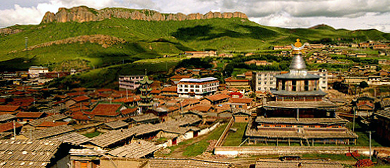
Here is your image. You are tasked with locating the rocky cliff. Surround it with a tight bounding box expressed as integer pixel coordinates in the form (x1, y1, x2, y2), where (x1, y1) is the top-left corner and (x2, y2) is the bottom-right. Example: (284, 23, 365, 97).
(41, 6, 248, 23)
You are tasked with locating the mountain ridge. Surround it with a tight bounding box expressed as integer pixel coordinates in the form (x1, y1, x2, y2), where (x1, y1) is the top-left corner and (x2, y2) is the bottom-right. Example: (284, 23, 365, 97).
(41, 6, 248, 23)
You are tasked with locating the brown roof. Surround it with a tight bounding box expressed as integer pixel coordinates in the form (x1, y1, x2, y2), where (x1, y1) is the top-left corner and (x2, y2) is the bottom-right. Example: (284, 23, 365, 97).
(72, 95, 90, 102)
(161, 86, 177, 92)
(204, 94, 230, 102)
(38, 121, 69, 127)
(0, 122, 22, 132)
(16, 112, 44, 118)
(92, 103, 123, 116)
(0, 105, 20, 112)
(150, 89, 162, 94)
(230, 98, 253, 104)
(121, 108, 137, 115)
(189, 104, 212, 112)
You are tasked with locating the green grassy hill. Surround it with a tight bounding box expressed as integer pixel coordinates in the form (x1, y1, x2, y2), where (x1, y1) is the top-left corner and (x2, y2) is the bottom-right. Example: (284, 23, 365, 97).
(1, 12, 389, 72)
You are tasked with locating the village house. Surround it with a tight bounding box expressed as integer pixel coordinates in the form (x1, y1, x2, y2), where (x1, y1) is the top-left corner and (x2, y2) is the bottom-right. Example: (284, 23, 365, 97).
(28, 66, 49, 78)
(184, 50, 217, 58)
(91, 103, 128, 122)
(119, 75, 144, 90)
(177, 77, 219, 99)
(225, 77, 251, 90)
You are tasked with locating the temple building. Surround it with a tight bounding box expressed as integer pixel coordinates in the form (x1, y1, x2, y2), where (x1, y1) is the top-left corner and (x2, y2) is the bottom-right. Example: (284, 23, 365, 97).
(138, 76, 153, 112)
(246, 39, 358, 145)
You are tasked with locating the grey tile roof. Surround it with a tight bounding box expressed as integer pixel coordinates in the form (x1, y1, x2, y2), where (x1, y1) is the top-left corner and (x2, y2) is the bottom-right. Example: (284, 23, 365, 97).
(104, 120, 128, 129)
(0, 114, 15, 122)
(108, 140, 161, 158)
(47, 132, 90, 145)
(0, 139, 62, 167)
(23, 125, 74, 140)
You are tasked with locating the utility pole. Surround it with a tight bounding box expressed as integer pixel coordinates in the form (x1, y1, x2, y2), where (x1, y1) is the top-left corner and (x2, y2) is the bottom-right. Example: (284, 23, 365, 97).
(353, 106, 356, 132)
(369, 131, 372, 161)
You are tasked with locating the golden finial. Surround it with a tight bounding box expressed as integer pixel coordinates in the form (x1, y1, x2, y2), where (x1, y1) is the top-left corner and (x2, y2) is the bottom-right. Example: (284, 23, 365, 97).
(292, 39, 305, 54)
(294, 39, 302, 48)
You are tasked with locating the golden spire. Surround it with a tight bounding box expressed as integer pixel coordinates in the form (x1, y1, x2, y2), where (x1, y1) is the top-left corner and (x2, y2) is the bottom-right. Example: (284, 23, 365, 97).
(292, 39, 305, 54)
(294, 39, 302, 48)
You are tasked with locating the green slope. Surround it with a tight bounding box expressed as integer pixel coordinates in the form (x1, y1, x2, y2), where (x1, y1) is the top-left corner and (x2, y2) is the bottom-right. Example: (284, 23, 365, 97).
(1, 13, 390, 72)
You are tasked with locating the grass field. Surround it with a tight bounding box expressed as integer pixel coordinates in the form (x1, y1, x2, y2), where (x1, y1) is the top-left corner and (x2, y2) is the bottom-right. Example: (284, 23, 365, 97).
(182, 123, 227, 157)
(223, 122, 248, 146)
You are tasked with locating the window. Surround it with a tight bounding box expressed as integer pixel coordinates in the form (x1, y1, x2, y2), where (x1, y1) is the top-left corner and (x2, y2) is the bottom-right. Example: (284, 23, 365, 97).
(179, 89, 182, 92)
(292, 80, 297, 91)
(304, 80, 309, 91)
(282, 80, 285, 90)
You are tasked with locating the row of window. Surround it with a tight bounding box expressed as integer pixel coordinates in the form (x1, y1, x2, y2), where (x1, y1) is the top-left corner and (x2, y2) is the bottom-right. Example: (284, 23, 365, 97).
(258, 81, 274, 85)
(262, 124, 340, 128)
(178, 87, 217, 93)
(178, 82, 218, 88)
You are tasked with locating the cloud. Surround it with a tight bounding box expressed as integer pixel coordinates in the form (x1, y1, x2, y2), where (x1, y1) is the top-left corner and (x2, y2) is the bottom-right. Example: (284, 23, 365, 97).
(251, 12, 311, 28)
(215, 0, 390, 18)
(0, 0, 116, 28)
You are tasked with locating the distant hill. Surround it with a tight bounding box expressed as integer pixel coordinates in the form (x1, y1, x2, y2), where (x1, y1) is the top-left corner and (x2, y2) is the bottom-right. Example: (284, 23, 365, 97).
(0, 6, 389, 71)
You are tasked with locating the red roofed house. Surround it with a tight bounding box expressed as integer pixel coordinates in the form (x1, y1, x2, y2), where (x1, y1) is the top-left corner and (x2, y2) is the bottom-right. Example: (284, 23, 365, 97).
(203, 94, 230, 105)
(230, 98, 255, 109)
(161, 86, 178, 97)
(16, 112, 45, 122)
(91, 103, 127, 122)
(225, 77, 251, 90)
(0, 105, 21, 114)
(356, 96, 375, 117)
(0, 122, 23, 135)
(36, 121, 69, 130)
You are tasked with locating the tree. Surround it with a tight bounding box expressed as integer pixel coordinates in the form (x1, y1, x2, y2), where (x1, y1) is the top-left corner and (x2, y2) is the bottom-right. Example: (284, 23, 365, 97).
(359, 81, 369, 88)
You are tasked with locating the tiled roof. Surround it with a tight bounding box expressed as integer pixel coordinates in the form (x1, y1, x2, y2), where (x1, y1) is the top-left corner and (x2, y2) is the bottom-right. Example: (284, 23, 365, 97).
(67, 92, 86, 97)
(24, 125, 74, 140)
(92, 103, 123, 116)
(130, 113, 159, 122)
(189, 105, 212, 112)
(0, 114, 16, 122)
(161, 86, 177, 92)
(16, 112, 44, 118)
(121, 108, 137, 115)
(150, 89, 162, 94)
(108, 140, 161, 158)
(0, 105, 20, 112)
(28, 114, 68, 126)
(47, 132, 90, 145)
(204, 94, 230, 102)
(72, 95, 90, 102)
(0, 139, 63, 167)
(230, 98, 253, 104)
(105, 120, 128, 129)
(113, 97, 137, 103)
(0, 122, 22, 132)
(37, 121, 69, 127)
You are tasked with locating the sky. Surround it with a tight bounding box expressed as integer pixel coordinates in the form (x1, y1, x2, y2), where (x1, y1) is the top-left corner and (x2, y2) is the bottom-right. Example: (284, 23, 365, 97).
(1, 0, 390, 32)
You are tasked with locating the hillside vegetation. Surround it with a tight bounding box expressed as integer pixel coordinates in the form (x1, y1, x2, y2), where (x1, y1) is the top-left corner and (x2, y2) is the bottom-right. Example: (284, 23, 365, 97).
(1, 7, 390, 71)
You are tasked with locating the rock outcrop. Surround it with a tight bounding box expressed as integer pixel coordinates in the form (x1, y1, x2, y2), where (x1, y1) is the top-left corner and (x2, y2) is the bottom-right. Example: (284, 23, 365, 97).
(40, 6, 248, 24)
(0, 28, 23, 36)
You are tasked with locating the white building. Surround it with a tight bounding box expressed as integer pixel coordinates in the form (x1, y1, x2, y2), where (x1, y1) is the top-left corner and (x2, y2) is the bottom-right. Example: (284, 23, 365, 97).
(28, 66, 49, 78)
(119, 75, 144, 90)
(177, 77, 219, 99)
(252, 69, 328, 92)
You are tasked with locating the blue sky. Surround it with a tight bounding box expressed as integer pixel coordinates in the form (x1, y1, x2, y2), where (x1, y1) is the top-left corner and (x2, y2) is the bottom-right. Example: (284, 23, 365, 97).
(1, 0, 390, 32)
